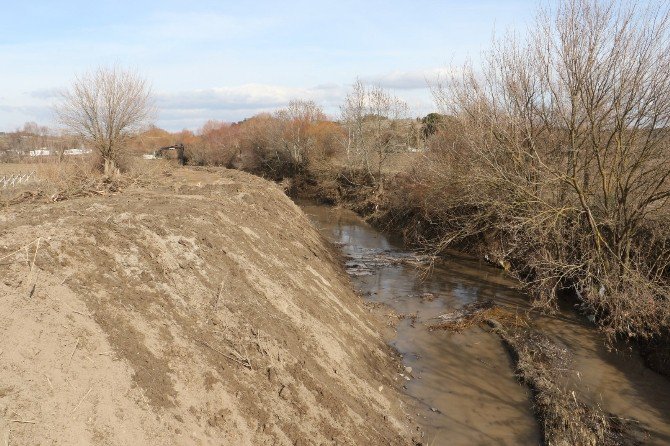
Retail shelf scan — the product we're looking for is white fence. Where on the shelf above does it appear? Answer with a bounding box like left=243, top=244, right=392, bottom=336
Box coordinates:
left=1, top=171, right=38, bottom=189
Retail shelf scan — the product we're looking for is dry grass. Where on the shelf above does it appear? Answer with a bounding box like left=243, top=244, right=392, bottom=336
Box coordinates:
left=0, top=162, right=57, bottom=176
left=0, top=158, right=168, bottom=207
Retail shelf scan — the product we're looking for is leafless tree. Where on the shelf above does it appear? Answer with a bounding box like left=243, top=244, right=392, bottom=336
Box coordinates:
left=341, top=80, right=410, bottom=186
left=341, top=80, right=367, bottom=167
left=55, top=66, right=154, bottom=174
left=21, top=122, right=50, bottom=153
left=430, top=0, right=670, bottom=339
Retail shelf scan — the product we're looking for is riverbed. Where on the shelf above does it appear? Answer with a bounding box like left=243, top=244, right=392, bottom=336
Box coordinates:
left=302, top=203, right=670, bottom=445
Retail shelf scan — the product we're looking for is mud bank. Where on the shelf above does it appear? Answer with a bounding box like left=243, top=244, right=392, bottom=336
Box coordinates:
left=0, top=168, right=418, bottom=445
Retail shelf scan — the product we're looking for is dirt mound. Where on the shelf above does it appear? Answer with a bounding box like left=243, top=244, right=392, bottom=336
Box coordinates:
left=0, top=168, right=416, bottom=445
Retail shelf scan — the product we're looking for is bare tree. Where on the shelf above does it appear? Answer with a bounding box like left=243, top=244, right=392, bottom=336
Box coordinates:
left=430, top=0, right=670, bottom=339
left=56, top=67, right=154, bottom=174
left=341, top=80, right=410, bottom=186
left=340, top=80, right=367, bottom=167
left=21, top=122, right=50, bottom=154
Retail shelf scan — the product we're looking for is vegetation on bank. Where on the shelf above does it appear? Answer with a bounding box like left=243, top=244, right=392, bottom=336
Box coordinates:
left=383, top=0, right=670, bottom=348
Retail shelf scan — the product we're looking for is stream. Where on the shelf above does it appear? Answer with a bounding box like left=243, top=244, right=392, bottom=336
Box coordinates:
left=301, top=203, right=670, bottom=446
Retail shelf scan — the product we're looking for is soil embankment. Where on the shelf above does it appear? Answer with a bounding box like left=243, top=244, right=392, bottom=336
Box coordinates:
left=0, top=167, right=417, bottom=445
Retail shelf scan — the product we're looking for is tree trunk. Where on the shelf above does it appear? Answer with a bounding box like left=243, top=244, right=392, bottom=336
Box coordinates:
left=103, top=158, right=119, bottom=176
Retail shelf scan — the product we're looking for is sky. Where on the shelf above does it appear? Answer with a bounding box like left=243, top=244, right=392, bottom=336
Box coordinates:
left=0, top=0, right=535, bottom=131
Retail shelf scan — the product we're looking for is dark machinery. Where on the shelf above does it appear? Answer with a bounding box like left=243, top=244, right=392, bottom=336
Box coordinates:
left=154, top=143, right=186, bottom=165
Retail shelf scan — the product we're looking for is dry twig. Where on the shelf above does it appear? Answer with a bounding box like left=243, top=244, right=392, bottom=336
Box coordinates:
left=71, top=387, right=92, bottom=414
left=196, top=339, right=252, bottom=369
left=68, top=338, right=79, bottom=363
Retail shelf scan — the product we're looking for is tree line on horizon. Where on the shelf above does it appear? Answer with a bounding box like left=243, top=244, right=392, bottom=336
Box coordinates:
left=1, top=83, right=447, bottom=185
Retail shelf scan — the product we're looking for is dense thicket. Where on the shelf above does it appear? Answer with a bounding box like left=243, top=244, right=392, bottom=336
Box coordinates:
left=393, top=0, right=670, bottom=341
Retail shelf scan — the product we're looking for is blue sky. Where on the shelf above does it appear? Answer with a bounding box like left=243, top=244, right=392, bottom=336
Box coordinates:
left=0, top=0, right=535, bottom=131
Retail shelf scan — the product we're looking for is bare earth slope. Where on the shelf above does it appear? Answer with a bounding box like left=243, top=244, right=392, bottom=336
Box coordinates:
left=0, top=168, right=416, bottom=445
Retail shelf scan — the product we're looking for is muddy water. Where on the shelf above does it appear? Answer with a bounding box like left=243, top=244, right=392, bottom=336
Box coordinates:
left=301, top=204, right=670, bottom=446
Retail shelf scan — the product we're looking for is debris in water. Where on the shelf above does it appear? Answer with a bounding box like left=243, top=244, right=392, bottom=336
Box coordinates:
left=342, top=249, right=435, bottom=277
left=419, top=292, right=437, bottom=302
left=428, top=300, right=521, bottom=332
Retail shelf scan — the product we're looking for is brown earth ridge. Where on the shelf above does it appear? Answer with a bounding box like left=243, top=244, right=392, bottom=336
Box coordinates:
left=0, top=168, right=418, bottom=445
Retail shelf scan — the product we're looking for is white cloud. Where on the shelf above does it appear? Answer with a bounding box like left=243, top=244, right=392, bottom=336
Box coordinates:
left=155, top=83, right=349, bottom=128
left=153, top=79, right=439, bottom=130
left=158, top=83, right=346, bottom=108
left=7, top=73, right=439, bottom=132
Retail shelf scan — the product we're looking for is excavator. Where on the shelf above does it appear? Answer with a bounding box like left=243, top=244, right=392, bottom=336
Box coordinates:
left=153, top=143, right=186, bottom=165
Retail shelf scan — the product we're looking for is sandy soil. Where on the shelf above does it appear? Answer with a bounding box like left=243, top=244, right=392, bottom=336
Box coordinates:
left=0, top=167, right=418, bottom=445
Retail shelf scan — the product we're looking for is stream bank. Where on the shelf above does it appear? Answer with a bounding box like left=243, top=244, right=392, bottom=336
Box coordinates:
left=286, top=166, right=670, bottom=381
left=301, top=203, right=670, bottom=445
